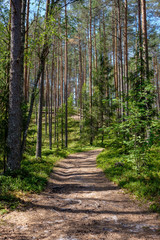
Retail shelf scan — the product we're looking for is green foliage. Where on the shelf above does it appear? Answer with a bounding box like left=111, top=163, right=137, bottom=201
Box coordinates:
left=68, top=93, right=76, bottom=116
left=0, top=106, right=97, bottom=213
left=80, top=54, right=113, bottom=144
left=97, top=144, right=160, bottom=213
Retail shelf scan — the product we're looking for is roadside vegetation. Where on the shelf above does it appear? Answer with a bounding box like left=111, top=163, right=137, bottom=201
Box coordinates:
left=0, top=0, right=160, bottom=216
left=0, top=114, right=96, bottom=215
left=97, top=136, right=160, bottom=213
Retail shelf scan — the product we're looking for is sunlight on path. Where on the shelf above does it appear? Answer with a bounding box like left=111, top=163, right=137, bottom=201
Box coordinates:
left=0, top=149, right=159, bottom=240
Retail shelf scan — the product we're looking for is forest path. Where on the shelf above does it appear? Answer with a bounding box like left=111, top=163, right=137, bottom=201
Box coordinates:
left=0, top=149, right=160, bottom=240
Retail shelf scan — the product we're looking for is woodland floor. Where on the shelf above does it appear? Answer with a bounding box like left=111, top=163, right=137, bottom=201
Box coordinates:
left=0, top=149, right=160, bottom=240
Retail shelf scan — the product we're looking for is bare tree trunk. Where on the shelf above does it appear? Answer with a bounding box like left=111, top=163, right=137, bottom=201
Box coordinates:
left=89, top=0, right=93, bottom=145
left=54, top=54, right=57, bottom=144
left=155, top=56, right=160, bottom=112
left=7, top=0, right=22, bottom=170
left=117, top=0, right=124, bottom=120
left=56, top=40, right=60, bottom=148
left=20, top=0, right=27, bottom=100
left=36, top=70, right=44, bottom=158
left=24, top=0, right=30, bottom=102
left=45, top=64, right=49, bottom=135
left=60, top=39, right=64, bottom=148
left=102, top=10, right=106, bottom=61
left=83, top=43, right=87, bottom=85
left=78, top=34, right=83, bottom=133
left=57, top=37, right=60, bottom=108
left=49, top=52, right=54, bottom=150
left=4, top=0, right=11, bottom=172
left=64, top=0, right=68, bottom=148
left=141, top=0, right=149, bottom=78
left=124, top=0, right=128, bottom=115
left=93, top=17, right=97, bottom=70
left=114, top=0, right=118, bottom=98
left=112, top=5, right=115, bottom=96
left=138, top=0, right=143, bottom=83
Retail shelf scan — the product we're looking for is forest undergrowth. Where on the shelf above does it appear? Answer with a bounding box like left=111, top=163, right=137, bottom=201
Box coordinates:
left=0, top=113, right=160, bottom=215
left=97, top=136, right=160, bottom=213
left=0, top=115, right=97, bottom=215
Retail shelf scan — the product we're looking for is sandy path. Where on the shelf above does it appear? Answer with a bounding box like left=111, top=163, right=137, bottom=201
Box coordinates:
left=0, top=149, right=159, bottom=240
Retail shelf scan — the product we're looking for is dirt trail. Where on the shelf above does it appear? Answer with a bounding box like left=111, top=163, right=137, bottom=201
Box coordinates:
left=0, top=149, right=159, bottom=240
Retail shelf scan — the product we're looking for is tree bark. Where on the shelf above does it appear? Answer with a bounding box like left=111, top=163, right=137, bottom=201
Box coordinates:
left=60, top=39, right=64, bottom=148
left=124, top=0, right=128, bottom=115
left=117, top=0, right=124, bottom=119
left=24, top=0, right=30, bottom=102
left=7, top=0, right=22, bottom=170
left=155, top=56, right=160, bottom=112
left=36, top=69, right=44, bottom=158
left=64, top=0, right=68, bottom=148
left=93, top=17, right=97, bottom=71
left=89, top=0, right=93, bottom=145
left=114, top=0, right=118, bottom=98
left=138, top=0, right=143, bottom=84
left=20, top=0, right=27, bottom=100
left=78, top=34, right=83, bottom=133
left=45, top=64, right=49, bottom=135
left=141, top=0, right=149, bottom=78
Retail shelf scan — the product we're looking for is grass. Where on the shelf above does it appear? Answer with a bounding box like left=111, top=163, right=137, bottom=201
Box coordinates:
left=97, top=140, right=160, bottom=213
left=1, top=112, right=160, bottom=214
left=0, top=114, right=97, bottom=214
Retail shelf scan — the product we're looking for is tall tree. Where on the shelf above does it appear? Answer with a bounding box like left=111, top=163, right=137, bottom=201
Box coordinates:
left=89, top=0, right=93, bottom=145
left=64, top=0, right=68, bottom=148
left=124, top=0, right=128, bottom=115
left=36, top=0, right=50, bottom=158
left=24, top=0, right=30, bottom=102
left=20, top=0, right=27, bottom=99
left=7, top=0, right=22, bottom=170
left=117, top=0, right=124, bottom=119
left=141, top=0, right=149, bottom=78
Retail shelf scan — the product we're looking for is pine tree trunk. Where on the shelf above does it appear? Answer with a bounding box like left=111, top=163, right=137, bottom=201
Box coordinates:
left=94, top=17, right=97, bottom=70
left=24, top=0, right=30, bottom=102
left=4, top=0, right=11, bottom=172
left=155, top=56, right=160, bottom=112
left=78, top=34, right=83, bottom=133
left=114, top=0, right=118, bottom=98
left=56, top=42, right=60, bottom=148
left=45, top=65, right=49, bottom=135
left=83, top=44, right=87, bottom=85
left=54, top=56, right=57, bottom=144
left=64, top=0, right=68, bottom=148
left=112, top=4, right=115, bottom=97
left=20, top=0, right=27, bottom=100
left=124, top=0, right=129, bottom=115
left=141, top=0, right=149, bottom=78
left=7, top=0, right=22, bottom=170
left=89, top=0, right=93, bottom=145
left=138, top=0, right=143, bottom=83
left=49, top=53, right=54, bottom=150
left=60, top=39, right=64, bottom=148
left=102, top=11, right=106, bottom=61
left=36, top=69, right=44, bottom=158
